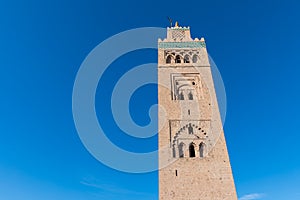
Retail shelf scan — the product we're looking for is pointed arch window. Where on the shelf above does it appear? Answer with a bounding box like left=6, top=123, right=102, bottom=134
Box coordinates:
left=178, top=92, right=184, bottom=100
left=184, top=55, right=190, bottom=63
left=166, top=55, right=172, bottom=63
left=192, top=55, right=198, bottom=63
left=175, top=55, right=181, bottom=63
left=188, top=92, right=193, bottom=100
left=189, top=143, right=195, bottom=157
left=179, top=143, right=185, bottom=158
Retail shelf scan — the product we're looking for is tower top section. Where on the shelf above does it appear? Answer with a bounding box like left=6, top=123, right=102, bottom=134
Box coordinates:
left=167, top=25, right=192, bottom=42
left=158, top=24, right=206, bottom=49
left=158, top=24, right=209, bottom=66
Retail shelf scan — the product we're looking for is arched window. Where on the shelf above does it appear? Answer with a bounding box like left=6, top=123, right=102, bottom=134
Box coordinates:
left=166, top=55, right=172, bottom=63
left=199, top=142, right=205, bottom=158
left=188, top=92, right=193, bottom=100
left=175, top=55, right=181, bottom=63
left=189, top=143, right=195, bottom=157
left=179, top=143, right=185, bottom=158
left=178, top=92, right=184, bottom=100
left=184, top=55, right=190, bottom=63
left=192, top=55, right=198, bottom=63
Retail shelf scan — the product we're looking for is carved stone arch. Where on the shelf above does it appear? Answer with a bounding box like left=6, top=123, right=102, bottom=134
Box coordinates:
left=177, top=83, right=191, bottom=90
left=172, top=123, right=198, bottom=144
left=172, top=129, right=184, bottom=145
left=189, top=142, right=196, bottom=157
left=166, top=55, right=172, bottom=63
left=187, top=90, right=193, bottom=100
left=184, top=54, right=190, bottom=63
left=192, top=54, right=199, bottom=63
left=199, top=142, right=206, bottom=158
left=175, top=55, right=182, bottom=63
left=171, top=122, right=208, bottom=158
left=176, top=83, right=194, bottom=100
left=178, top=142, right=186, bottom=158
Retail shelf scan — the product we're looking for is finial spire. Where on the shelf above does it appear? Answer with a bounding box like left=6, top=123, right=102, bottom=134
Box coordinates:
left=167, top=17, right=173, bottom=27
left=175, top=21, right=179, bottom=27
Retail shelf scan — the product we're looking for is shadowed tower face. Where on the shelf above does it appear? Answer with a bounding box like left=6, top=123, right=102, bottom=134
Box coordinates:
left=158, top=24, right=238, bottom=200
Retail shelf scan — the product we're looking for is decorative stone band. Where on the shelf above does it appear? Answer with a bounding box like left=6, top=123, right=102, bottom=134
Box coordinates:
left=158, top=41, right=206, bottom=49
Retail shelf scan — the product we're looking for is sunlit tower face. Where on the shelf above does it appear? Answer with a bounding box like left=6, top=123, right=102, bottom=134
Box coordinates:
left=158, top=24, right=238, bottom=200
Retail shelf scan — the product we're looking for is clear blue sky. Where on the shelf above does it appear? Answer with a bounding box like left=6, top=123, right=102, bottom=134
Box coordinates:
left=1, top=0, right=300, bottom=199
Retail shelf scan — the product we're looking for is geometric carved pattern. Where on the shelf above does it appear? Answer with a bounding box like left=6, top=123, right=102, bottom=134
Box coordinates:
left=170, top=120, right=211, bottom=158
left=171, top=73, right=203, bottom=100
left=172, top=30, right=185, bottom=41
left=158, top=41, right=206, bottom=49
left=164, top=49, right=201, bottom=64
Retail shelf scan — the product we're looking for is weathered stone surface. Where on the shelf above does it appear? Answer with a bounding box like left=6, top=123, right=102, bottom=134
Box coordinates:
left=158, top=26, right=238, bottom=200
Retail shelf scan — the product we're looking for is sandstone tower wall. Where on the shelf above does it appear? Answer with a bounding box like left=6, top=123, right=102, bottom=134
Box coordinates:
left=158, top=25, right=238, bottom=200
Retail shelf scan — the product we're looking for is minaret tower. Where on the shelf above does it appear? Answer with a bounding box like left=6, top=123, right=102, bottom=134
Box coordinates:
left=158, top=23, right=238, bottom=200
